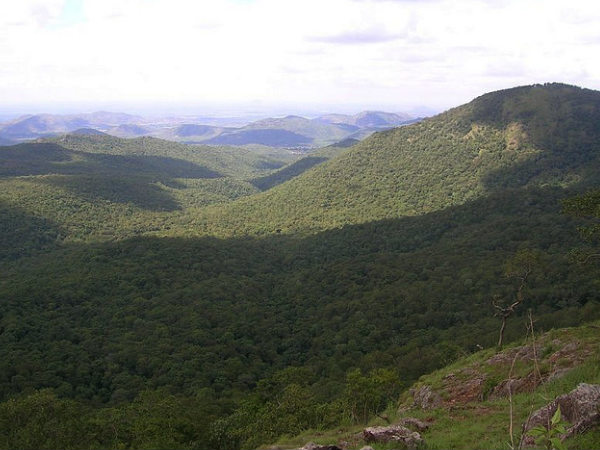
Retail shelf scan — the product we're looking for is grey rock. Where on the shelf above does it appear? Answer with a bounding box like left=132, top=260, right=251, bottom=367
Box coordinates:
left=410, top=385, right=442, bottom=409
left=522, top=383, right=600, bottom=445
left=363, top=425, right=423, bottom=449
left=301, top=442, right=343, bottom=450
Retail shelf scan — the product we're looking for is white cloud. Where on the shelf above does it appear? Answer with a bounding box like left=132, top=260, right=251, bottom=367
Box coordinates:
left=1, top=0, right=599, bottom=112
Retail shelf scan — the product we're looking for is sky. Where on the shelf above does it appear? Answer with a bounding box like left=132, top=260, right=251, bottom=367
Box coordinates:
left=1, top=0, right=600, bottom=116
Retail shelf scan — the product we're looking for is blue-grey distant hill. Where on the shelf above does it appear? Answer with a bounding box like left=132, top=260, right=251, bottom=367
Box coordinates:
left=0, top=111, right=141, bottom=141
left=71, top=128, right=109, bottom=136
left=316, top=110, right=413, bottom=128
left=200, top=112, right=416, bottom=147
left=108, top=124, right=152, bottom=138
left=0, top=109, right=416, bottom=148
left=206, top=129, right=312, bottom=147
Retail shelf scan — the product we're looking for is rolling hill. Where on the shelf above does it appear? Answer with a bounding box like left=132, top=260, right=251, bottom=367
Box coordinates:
left=0, top=111, right=141, bottom=141
left=43, top=134, right=298, bottom=179
left=0, top=134, right=298, bottom=251
left=190, top=83, right=600, bottom=235
left=203, top=113, right=416, bottom=147
left=71, top=128, right=109, bottom=136
left=0, top=83, right=599, bottom=449
left=0, top=111, right=416, bottom=148
left=206, top=128, right=313, bottom=147
left=171, top=123, right=230, bottom=142
left=316, top=110, right=413, bottom=128
left=204, top=115, right=354, bottom=147
left=107, top=124, right=152, bottom=138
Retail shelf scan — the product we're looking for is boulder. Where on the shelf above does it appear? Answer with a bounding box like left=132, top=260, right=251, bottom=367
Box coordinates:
left=363, top=425, right=423, bottom=449
left=522, top=383, right=600, bottom=445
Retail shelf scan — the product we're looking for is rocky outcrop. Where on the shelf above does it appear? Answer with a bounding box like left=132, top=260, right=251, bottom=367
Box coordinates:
left=363, top=424, right=423, bottom=449
left=489, top=371, right=540, bottom=400
left=522, top=383, right=600, bottom=445
left=300, top=443, right=343, bottom=450
left=442, top=369, right=486, bottom=405
left=410, top=385, right=442, bottom=409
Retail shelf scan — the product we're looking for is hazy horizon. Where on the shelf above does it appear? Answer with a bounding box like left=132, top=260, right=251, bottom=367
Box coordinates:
left=0, top=100, right=440, bottom=123
left=3, top=0, right=599, bottom=118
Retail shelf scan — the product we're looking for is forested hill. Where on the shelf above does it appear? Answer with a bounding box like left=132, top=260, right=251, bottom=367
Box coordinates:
left=43, top=134, right=299, bottom=179
left=193, top=83, right=600, bottom=235
left=1, top=83, right=600, bottom=450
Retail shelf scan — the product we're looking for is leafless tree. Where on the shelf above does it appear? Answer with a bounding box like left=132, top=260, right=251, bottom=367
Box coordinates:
left=492, top=250, right=535, bottom=348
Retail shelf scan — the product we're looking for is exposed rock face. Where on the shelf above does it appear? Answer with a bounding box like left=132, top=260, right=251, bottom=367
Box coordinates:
left=363, top=425, right=423, bottom=449
left=442, top=369, right=486, bottom=405
left=487, top=344, right=540, bottom=366
left=522, top=383, right=600, bottom=445
left=487, top=340, right=593, bottom=401
left=405, top=337, right=596, bottom=411
left=411, top=385, right=442, bottom=409
left=489, top=371, right=541, bottom=400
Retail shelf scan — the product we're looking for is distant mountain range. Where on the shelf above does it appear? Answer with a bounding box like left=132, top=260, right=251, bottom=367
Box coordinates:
left=0, top=110, right=418, bottom=148
left=0, top=112, right=142, bottom=141
left=316, top=110, right=413, bottom=127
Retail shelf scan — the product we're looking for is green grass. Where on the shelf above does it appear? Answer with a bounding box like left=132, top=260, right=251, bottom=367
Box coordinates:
left=280, top=322, right=600, bottom=450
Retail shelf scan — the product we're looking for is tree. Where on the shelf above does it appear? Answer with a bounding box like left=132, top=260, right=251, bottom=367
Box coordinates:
left=344, top=368, right=399, bottom=424
left=492, top=250, right=538, bottom=348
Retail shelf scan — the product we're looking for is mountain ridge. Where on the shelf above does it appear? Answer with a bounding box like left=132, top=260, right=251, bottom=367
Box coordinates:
left=0, top=110, right=416, bottom=147
left=188, top=83, right=600, bottom=236
left=1, top=82, right=599, bottom=449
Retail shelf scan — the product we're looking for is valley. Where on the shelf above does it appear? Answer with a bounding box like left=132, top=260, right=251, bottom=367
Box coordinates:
left=0, top=83, right=599, bottom=449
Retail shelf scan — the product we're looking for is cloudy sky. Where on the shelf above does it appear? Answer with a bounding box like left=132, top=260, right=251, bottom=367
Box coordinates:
left=1, top=0, right=600, bottom=115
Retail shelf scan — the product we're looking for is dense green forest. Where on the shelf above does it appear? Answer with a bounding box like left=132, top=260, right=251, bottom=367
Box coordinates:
left=1, top=83, right=599, bottom=449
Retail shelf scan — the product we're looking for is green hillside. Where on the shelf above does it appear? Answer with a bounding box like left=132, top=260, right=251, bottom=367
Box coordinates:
left=276, top=321, right=600, bottom=450
left=191, top=83, right=600, bottom=236
left=0, top=135, right=299, bottom=254
left=1, top=83, right=599, bottom=449
left=249, top=140, right=357, bottom=191
left=204, top=115, right=360, bottom=147
left=45, top=134, right=298, bottom=179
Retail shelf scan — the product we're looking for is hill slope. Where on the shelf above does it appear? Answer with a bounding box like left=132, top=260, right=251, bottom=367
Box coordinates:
left=277, top=321, right=600, bottom=450
left=192, top=83, right=600, bottom=235
left=1, top=83, right=600, bottom=450
left=204, top=115, right=354, bottom=147
left=0, top=112, right=141, bottom=140
left=316, top=110, right=413, bottom=128
left=44, top=134, right=298, bottom=179
left=0, top=135, right=298, bottom=250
